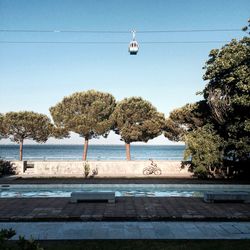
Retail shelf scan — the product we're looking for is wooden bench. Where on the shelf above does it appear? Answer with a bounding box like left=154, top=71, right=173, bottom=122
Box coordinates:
left=204, top=191, right=250, bottom=203
left=70, top=191, right=115, bottom=203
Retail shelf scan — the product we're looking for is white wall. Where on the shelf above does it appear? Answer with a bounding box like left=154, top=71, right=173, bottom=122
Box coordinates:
left=12, top=160, right=191, bottom=178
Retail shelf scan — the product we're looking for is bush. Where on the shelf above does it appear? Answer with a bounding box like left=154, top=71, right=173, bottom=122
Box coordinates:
left=184, top=125, right=224, bottom=178
left=193, top=166, right=209, bottom=179
left=0, top=228, right=43, bottom=250
left=0, top=229, right=15, bottom=250
left=83, top=161, right=90, bottom=178
left=17, top=236, right=44, bottom=250
left=0, top=159, right=15, bottom=176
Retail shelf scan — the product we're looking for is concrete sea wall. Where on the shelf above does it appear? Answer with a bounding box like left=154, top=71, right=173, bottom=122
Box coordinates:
left=11, top=160, right=191, bottom=178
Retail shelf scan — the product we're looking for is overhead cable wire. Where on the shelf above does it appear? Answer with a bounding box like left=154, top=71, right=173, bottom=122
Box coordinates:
left=0, top=29, right=129, bottom=33
left=0, top=40, right=229, bottom=44
left=137, top=29, right=241, bottom=33
left=141, top=41, right=229, bottom=44
left=0, top=28, right=241, bottom=33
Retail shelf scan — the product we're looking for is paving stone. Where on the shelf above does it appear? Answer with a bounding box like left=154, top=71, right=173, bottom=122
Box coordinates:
left=4, top=222, right=250, bottom=239
left=219, top=224, right=243, bottom=234
left=233, top=222, right=250, bottom=233
left=138, top=229, right=157, bottom=239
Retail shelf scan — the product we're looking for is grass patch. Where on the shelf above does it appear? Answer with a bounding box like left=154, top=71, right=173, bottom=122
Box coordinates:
left=8, top=240, right=250, bottom=250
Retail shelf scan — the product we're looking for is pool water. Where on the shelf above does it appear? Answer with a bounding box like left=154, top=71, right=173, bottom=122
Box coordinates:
left=0, top=184, right=249, bottom=198
left=0, top=189, right=202, bottom=198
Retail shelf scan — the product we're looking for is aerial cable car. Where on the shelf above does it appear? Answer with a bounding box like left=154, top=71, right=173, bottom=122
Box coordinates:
left=128, top=30, right=139, bottom=55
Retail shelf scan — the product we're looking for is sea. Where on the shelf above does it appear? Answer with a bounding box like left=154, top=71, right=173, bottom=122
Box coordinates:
left=0, top=145, right=185, bottom=161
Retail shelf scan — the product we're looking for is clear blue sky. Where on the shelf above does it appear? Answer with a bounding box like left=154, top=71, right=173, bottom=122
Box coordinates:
left=0, top=0, right=249, bottom=144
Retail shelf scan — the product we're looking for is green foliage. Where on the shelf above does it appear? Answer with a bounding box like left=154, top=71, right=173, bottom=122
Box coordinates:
left=184, top=126, right=224, bottom=178
left=50, top=90, right=116, bottom=160
left=166, top=32, right=250, bottom=178
left=192, top=166, right=209, bottom=179
left=50, top=90, right=116, bottom=140
left=164, top=101, right=210, bottom=141
left=0, top=114, right=6, bottom=139
left=242, top=18, right=250, bottom=34
left=50, top=126, right=69, bottom=139
left=83, top=161, right=90, bottom=178
left=17, top=236, right=43, bottom=250
left=203, top=38, right=250, bottom=112
left=0, top=228, right=43, bottom=250
left=0, top=159, right=15, bottom=176
left=3, top=112, right=52, bottom=144
left=0, top=228, right=15, bottom=250
left=203, top=37, right=250, bottom=163
left=2, top=111, right=52, bottom=160
left=91, top=167, right=98, bottom=177
left=112, top=97, right=165, bottom=143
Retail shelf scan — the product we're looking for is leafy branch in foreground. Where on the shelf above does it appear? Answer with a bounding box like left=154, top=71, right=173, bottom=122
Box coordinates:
left=0, top=228, right=43, bottom=250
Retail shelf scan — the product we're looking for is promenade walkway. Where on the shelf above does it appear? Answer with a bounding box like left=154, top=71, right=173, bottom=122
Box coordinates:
left=1, top=221, right=250, bottom=239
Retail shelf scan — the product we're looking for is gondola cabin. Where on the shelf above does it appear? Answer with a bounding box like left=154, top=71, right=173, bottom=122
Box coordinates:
left=129, top=30, right=139, bottom=55
left=129, top=40, right=139, bottom=55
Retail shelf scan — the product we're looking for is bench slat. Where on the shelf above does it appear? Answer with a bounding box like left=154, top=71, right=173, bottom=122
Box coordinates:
left=70, top=191, right=115, bottom=203
left=204, top=192, right=250, bottom=203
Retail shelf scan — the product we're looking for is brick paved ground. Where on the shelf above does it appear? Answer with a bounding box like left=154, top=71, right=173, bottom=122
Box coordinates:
left=0, top=197, right=249, bottom=222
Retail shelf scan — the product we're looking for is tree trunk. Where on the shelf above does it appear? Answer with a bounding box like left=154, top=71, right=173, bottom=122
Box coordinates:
left=125, top=142, right=131, bottom=161
left=83, top=138, right=89, bottom=161
left=19, top=140, right=23, bottom=161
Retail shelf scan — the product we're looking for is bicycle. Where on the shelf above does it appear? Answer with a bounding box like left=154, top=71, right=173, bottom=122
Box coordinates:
left=143, top=159, right=162, bottom=175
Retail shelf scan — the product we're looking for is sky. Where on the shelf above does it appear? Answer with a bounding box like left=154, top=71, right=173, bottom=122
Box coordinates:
left=0, top=0, right=249, bottom=145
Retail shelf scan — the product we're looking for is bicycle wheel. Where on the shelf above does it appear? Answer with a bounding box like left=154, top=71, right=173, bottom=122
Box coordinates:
left=154, top=168, right=162, bottom=175
left=143, top=168, right=151, bottom=175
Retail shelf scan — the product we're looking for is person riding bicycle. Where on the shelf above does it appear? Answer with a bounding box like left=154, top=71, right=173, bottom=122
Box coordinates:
left=143, top=159, right=162, bottom=175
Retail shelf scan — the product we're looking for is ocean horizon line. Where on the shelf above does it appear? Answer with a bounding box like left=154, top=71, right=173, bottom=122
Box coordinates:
left=0, top=144, right=185, bottom=146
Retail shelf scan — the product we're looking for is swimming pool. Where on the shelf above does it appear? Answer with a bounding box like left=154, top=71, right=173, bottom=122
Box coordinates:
left=1, top=184, right=250, bottom=198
